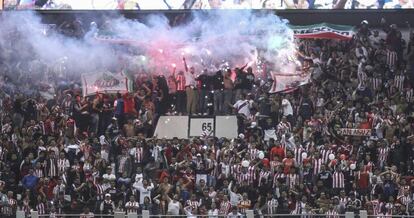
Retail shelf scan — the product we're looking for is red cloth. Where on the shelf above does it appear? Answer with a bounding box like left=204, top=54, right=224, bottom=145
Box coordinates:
left=358, top=171, right=369, bottom=189
left=359, top=122, right=371, bottom=129
left=123, top=95, right=135, bottom=114
left=270, top=146, right=285, bottom=160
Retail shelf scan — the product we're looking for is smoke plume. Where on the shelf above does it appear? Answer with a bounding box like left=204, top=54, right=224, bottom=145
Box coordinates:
left=0, top=10, right=296, bottom=80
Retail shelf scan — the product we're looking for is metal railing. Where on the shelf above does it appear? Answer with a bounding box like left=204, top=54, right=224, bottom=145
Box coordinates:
left=21, top=210, right=414, bottom=218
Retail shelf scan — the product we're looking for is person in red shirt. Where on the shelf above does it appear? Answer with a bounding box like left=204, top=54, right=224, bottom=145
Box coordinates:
left=270, top=143, right=285, bottom=161
left=282, top=151, right=296, bottom=174
left=123, top=93, right=137, bottom=119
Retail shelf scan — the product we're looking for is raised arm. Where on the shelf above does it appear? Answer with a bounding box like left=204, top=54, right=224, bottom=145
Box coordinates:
left=183, top=57, right=189, bottom=72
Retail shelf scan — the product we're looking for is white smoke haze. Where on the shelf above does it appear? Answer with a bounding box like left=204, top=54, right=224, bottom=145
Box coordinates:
left=0, top=10, right=297, bottom=80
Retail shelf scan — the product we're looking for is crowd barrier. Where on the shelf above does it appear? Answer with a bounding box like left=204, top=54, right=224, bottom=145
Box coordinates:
left=18, top=210, right=373, bottom=218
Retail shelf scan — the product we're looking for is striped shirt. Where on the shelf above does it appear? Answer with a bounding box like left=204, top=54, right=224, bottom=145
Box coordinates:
left=398, top=195, right=412, bottom=206
left=36, top=202, right=46, bottom=215
left=312, top=158, right=323, bottom=175
left=238, top=172, right=254, bottom=185
left=326, top=209, right=340, bottom=218
left=378, top=147, right=389, bottom=163
left=186, top=200, right=200, bottom=211
left=287, top=173, right=298, bottom=189
left=57, top=158, right=69, bottom=174
left=48, top=159, right=57, bottom=178
left=23, top=199, right=31, bottom=215
left=320, top=149, right=332, bottom=164
left=394, top=75, right=405, bottom=91
left=219, top=201, right=232, bottom=215
left=332, top=171, right=345, bottom=189
left=34, top=168, right=44, bottom=178
left=248, top=148, right=259, bottom=161
left=176, top=74, right=186, bottom=91
left=132, top=147, right=143, bottom=163
left=293, top=147, right=304, bottom=166
left=95, top=183, right=105, bottom=201
left=370, top=77, right=382, bottom=91
left=125, top=201, right=140, bottom=213
left=406, top=88, right=413, bottom=101
left=231, top=164, right=241, bottom=175
left=238, top=200, right=251, bottom=214
left=258, top=170, right=271, bottom=187
left=273, top=172, right=286, bottom=187
left=266, top=199, right=278, bottom=215
left=386, top=50, right=397, bottom=68
left=2, top=198, right=17, bottom=215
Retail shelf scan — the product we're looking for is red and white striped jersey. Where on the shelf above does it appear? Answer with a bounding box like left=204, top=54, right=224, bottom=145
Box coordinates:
left=47, top=159, right=58, bottom=178
left=293, top=147, right=304, bottom=166
left=273, top=172, right=286, bottom=187
left=394, top=75, right=405, bottom=91
left=406, top=88, right=413, bottom=101
left=258, top=170, right=271, bottom=187
left=186, top=200, right=201, bottom=210
left=248, top=148, right=259, bottom=161
left=312, top=158, right=323, bottom=175
left=319, top=149, right=332, bottom=164
left=2, top=198, right=17, bottom=215
left=176, top=74, right=186, bottom=91
left=370, top=200, right=381, bottom=216
left=248, top=166, right=256, bottom=181
left=378, top=147, right=389, bottom=163
left=370, top=77, right=382, bottom=91
left=286, top=173, right=299, bottom=189
left=386, top=50, right=397, bottom=68
left=34, top=168, right=44, bottom=178
left=22, top=199, right=31, bottom=215
left=219, top=201, right=232, bottom=215
left=36, top=202, right=46, bottom=215
left=266, top=199, right=278, bottom=215
left=238, top=200, right=251, bottom=214
left=340, top=197, right=348, bottom=205
left=332, top=171, right=345, bottom=189
left=238, top=172, right=254, bottom=185
left=325, top=209, right=340, bottom=218
left=95, top=183, right=105, bottom=201
left=231, top=164, right=241, bottom=175
left=131, top=147, right=143, bottom=163
left=398, top=195, right=412, bottom=206
left=57, top=158, right=69, bottom=174
left=125, top=201, right=140, bottom=213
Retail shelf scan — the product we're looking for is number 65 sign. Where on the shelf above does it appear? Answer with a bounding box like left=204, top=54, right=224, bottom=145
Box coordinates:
left=188, top=117, right=215, bottom=138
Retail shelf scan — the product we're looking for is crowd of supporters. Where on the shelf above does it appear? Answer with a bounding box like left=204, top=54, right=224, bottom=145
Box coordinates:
left=0, top=16, right=414, bottom=218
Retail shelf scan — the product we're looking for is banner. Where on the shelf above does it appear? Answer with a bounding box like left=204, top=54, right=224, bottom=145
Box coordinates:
left=337, top=128, right=372, bottom=136
left=269, top=71, right=311, bottom=93
left=81, top=71, right=131, bottom=96
left=290, top=23, right=355, bottom=40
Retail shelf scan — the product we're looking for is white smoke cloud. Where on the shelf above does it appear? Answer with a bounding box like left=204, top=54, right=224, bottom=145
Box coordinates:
left=0, top=10, right=296, bottom=79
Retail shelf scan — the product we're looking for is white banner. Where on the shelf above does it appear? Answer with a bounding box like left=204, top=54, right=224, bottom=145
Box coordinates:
left=269, top=71, right=311, bottom=93
left=82, top=71, right=131, bottom=96
left=337, top=128, right=372, bottom=136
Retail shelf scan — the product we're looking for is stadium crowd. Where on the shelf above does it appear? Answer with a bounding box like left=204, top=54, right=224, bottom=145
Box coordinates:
left=0, top=17, right=414, bottom=218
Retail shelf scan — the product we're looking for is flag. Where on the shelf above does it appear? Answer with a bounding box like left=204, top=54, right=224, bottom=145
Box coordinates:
left=290, top=23, right=355, bottom=40
left=268, top=71, right=311, bottom=93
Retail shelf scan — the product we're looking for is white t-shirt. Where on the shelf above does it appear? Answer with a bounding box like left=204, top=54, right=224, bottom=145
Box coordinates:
left=184, top=71, right=197, bottom=87
left=167, top=201, right=181, bottom=215
left=208, top=209, right=219, bottom=217
left=281, top=99, right=293, bottom=116
left=233, top=100, right=251, bottom=117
